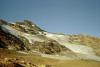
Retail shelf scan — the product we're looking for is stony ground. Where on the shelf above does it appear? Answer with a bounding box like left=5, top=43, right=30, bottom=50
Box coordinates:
left=0, top=49, right=100, bottom=67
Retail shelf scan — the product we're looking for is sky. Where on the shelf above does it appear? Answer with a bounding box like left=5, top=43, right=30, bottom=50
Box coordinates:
left=0, top=0, right=100, bottom=37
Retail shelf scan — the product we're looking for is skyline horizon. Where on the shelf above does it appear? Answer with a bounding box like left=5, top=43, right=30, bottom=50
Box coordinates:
left=0, top=18, right=99, bottom=37
left=0, top=0, right=100, bottom=37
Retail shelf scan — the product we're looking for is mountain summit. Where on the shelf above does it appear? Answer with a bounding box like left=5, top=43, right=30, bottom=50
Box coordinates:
left=0, top=20, right=100, bottom=64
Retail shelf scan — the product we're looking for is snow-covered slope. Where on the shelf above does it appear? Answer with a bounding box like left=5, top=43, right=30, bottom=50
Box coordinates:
left=45, top=32, right=100, bottom=61
left=1, top=25, right=44, bottom=44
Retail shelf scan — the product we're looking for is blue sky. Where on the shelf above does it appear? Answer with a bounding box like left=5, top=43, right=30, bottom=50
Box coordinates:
left=0, top=0, right=100, bottom=36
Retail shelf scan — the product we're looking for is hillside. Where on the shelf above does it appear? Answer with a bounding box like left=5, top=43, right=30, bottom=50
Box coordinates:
left=0, top=19, right=100, bottom=67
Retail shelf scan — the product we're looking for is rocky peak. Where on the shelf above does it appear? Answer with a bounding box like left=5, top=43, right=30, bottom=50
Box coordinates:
left=9, top=20, right=44, bottom=34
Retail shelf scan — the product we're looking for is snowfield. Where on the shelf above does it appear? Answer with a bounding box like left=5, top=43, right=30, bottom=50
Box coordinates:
left=45, top=32, right=100, bottom=61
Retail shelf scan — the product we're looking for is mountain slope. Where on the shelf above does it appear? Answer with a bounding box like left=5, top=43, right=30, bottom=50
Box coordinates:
left=0, top=19, right=100, bottom=62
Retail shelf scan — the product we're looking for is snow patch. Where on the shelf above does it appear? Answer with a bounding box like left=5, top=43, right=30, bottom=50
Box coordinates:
left=41, top=54, right=77, bottom=60
left=45, top=32, right=100, bottom=61
left=23, top=33, right=44, bottom=43
left=1, top=25, right=19, bottom=37
left=2, top=25, right=44, bottom=44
